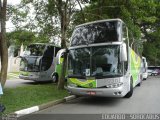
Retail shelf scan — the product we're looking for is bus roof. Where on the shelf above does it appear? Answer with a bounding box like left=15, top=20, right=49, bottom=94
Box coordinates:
left=76, top=18, right=124, bottom=28
left=29, top=43, right=61, bottom=48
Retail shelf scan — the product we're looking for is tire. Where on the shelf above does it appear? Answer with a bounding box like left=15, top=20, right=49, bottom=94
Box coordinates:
left=124, top=78, right=133, bottom=98
left=143, top=78, right=147, bottom=80
left=52, top=73, right=58, bottom=83
left=137, top=75, right=142, bottom=87
left=137, top=82, right=141, bottom=87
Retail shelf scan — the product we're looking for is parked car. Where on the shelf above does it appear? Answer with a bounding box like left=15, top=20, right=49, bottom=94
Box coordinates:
left=147, top=69, right=153, bottom=76
left=155, top=69, right=160, bottom=75
left=151, top=69, right=158, bottom=76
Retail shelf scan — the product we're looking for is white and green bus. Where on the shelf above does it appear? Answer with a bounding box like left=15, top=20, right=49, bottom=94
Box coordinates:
left=57, top=19, right=142, bottom=98
left=142, top=57, right=148, bottom=80
left=19, top=43, right=61, bottom=82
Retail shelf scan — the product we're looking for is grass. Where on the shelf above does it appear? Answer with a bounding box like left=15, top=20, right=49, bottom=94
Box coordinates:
left=0, top=83, right=69, bottom=114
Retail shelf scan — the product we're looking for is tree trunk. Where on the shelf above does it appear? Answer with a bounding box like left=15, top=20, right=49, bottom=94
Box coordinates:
left=0, top=0, right=8, bottom=87
left=56, top=0, right=83, bottom=89
left=57, top=52, right=67, bottom=89
left=56, top=0, right=68, bottom=89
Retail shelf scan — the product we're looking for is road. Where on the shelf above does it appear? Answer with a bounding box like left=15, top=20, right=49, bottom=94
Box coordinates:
left=18, top=76, right=160, bottom=120
left=5, top=78, right=36, bottom=88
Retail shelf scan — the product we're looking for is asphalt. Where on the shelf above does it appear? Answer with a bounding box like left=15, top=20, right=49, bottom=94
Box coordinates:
left=5, top=78, right=35, bottom=88
left=39, top=76, right=160, bottom=113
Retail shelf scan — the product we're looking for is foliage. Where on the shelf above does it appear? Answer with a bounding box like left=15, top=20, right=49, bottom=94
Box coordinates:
left=9, top=0, right=80, bottom=46
left=7, top=30, right=36, bottom=46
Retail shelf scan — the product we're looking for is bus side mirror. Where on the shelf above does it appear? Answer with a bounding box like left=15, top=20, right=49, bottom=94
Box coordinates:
left=120, top=43, right=127, bottom=62
left=56, top=49, right=66, bottom=65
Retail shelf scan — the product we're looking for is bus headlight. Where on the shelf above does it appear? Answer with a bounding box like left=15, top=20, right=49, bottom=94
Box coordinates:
left=106, top=82, right=123, bottom=88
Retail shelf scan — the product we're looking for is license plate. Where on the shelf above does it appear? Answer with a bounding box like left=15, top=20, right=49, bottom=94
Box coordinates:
left=87, top=91, right=96, bottom=95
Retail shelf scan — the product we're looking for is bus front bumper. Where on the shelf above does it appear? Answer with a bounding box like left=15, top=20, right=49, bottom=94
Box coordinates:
left=19, top=75, right=39, bottom=81
left=65, top=86, right=126, bottom=97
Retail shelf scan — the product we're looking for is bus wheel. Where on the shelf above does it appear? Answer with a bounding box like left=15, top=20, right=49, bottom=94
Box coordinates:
left=52, top=74, right=58, bottom=83
left=137, top=81, right=141, bottom=87
left=124, top=78, right=133, bottom=98
left=137, top=81, right=142, bottom=87
left=137, top=79, right=142, bottom=87
left=137, top=74, right=142, bottom=87
left=143, top=78, right=147, bottom=80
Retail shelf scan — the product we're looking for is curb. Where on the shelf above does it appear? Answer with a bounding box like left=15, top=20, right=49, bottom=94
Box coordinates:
left=11, top=95, right=77, bottom=118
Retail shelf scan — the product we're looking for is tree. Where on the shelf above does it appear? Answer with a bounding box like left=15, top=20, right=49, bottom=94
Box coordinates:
left=13, top=0, right=86, bottom=89
left=0, top=0, right=8, bottom=87
left=7, top=29, right=50, bottom=45
left=49, top=0, right=79, bottom=89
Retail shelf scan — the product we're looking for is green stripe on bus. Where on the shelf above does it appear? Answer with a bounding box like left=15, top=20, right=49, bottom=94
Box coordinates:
left=68, top=78, right=96, bottom=88
left=130, top=48, right=141, bottom=86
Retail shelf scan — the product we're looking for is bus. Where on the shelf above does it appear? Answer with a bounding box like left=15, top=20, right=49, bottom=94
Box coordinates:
left=57, top=19, right=142, bottom=98
left=142, top=57, right=148, bottom=80
left=19, top=43, right=61, bottom=82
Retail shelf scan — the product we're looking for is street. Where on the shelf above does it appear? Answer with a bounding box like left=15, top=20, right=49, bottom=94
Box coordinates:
left=18, top=76, right=160, bottom=120
left=5, top=78, right=35, bottom=88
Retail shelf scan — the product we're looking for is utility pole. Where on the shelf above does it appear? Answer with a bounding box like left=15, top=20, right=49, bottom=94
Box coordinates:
left=0, top=0, right=2, bottom=32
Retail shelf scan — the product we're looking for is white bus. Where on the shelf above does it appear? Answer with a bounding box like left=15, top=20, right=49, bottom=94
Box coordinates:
left=19, top=43, right=61, bottom=82
left=57, top=19, right=142, bottom=98
left=142, top=57, right=148, bottom=80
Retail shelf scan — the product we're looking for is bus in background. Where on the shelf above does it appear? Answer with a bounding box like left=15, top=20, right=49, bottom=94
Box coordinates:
left=142, top=57, right=148, bottom=80
left=19, top=43, right=61, bottom=82
left=57, top=19, right=142, bottom=98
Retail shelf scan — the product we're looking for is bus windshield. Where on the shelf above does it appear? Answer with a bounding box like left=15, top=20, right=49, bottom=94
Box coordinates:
left=71, top=21, right=121, bottom=46
left=68, top=47, right=90, bottom=78
left=20, top=44, right=58, bottom=72
left=20, top=56, right=41, bottom=72
left=68, top=45, right=123, bottom=78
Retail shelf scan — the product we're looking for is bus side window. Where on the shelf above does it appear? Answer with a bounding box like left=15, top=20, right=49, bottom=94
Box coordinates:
left=43, top=46, right=55, bottom=57
left=55, top=47, right=61, bottom=57
left=122, top=24, right=128, bottom=73
left=122, top=24, right=127, bottom=40
left=41, top=46, right=55, bottom=71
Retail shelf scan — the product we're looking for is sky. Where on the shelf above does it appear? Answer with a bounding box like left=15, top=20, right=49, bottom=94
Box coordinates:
left=8, top=0, right=21, bottom=5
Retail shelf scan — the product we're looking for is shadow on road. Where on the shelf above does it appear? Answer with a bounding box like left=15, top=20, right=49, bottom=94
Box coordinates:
left=22, top=81, right=54, bottom=85
left=66, top=96, right=124, bottom=107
